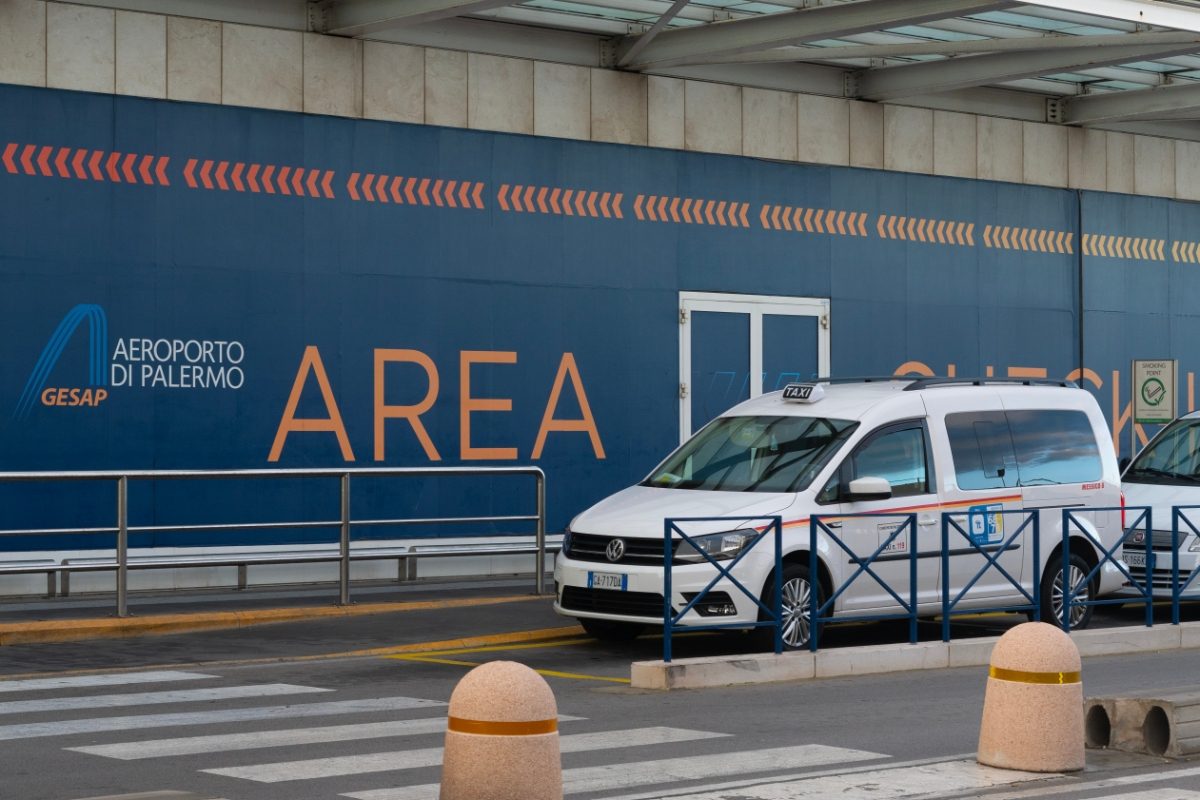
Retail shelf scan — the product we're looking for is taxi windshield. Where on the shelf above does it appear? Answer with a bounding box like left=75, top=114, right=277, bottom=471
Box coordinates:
left=643, top=415, right=858, bottom=493
left=1126, top=418, right=1200, bottom=485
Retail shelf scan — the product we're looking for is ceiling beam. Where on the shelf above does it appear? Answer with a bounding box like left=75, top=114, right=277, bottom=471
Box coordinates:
left=1020, top=0, right=1200, bottom=35
left=617, top=0, right=1014, bottom=69
left=856, top=40, right=1200, bottom=100
left=618, top=0, right=691, bottom=68
left=692, top=30, right=1200, bottom=66
left=313, top=0, right=518, bottom=36
left=1061, top=82, right=1200, bottom=124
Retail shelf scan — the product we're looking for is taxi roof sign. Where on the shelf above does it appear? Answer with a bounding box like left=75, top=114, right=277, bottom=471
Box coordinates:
left=782, top=383, right=824, bottom=403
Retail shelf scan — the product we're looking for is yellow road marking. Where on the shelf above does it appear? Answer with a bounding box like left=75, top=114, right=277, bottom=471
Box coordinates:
left=393, top=653, right=630, bottom=684
left=390, top=638, right=594, bottom=657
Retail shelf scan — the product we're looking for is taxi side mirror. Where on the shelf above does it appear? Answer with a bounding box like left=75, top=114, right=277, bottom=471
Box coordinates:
left=848, top=476, right=892, bottom=502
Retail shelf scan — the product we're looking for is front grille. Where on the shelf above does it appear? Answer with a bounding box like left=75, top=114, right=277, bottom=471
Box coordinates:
left=565, top=532, right=679, bottom=565
left=1127, top=531, right=1193, bottom=552
left=560, top=585, right=667, bottom=617
left=1124, top=566, right=1198, bottom=590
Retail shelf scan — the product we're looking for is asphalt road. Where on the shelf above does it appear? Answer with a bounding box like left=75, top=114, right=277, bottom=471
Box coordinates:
left=2, top=591, right=1200, bottom=800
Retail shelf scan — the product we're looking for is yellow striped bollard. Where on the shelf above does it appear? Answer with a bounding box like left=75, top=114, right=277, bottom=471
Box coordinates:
left=977, top=621, right=1084, bottom=772
left=439, top=660, right=562, bottom=800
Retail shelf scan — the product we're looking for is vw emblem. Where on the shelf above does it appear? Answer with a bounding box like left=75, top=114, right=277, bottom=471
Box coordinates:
left=605, top=538, right=626, bottom=562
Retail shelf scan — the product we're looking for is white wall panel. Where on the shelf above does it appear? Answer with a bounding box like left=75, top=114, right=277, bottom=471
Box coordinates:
left=591, top=70, right=647, bottom=147
left=166, top=16, right=220, bottom=104
left=797, top=94, right=849, bottom=166
left=1023, top=122, right=1067, bottom=188
left=884, top=105, right=933, bottom=174
left=221, top=24, right=302, bottom=112
left=744, top=88, right=797, bottom=163
left=977, top=116, right=1022, bottom=184
left=849, top=101, right=883, bottom=169
left=468, top=53, right=533, bottom=135
left=933, top=110, right=976, bottom=179
left=684, top=81, right=742, bottom=156
left=47, top=3, right=113, bottom=94
left=534, top=62, right=589, bottom=140
left=1067, top=128, right=1107, bottom=192
left=425, top=49, right=467, bottom=128
left=1134, top=135, right=1176, bottom=198
left=363, top=42, right=423, bottom=124
left=0, top=0, right=46, bottom=88
left=1107, top=132, right=1135, bottom=194
left=303, top=33, right=362, bottom=118
left=116, top=10, right=164, bottom=98
left=648, top=76, right=684, bottom=150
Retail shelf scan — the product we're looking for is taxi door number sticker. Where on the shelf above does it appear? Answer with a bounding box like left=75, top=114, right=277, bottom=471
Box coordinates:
left=968, top=503, right=1004, bottom=546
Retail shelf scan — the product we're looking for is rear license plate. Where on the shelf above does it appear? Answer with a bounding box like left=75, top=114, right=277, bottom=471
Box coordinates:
left=588, top=571, right=627, bottom=591
left=1123, top=550, right=1146, bottom=568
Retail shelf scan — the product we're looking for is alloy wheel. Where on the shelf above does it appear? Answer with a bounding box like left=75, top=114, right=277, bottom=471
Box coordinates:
left=1051, top=562, right=1090, bottom=628
left=780, top=575, right=813, bottom=647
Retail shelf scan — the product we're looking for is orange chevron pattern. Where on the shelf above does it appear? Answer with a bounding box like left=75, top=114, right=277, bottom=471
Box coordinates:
left=347, top=174, right=484, bottom=208
left=760, top=206, right=869, bottom=235
left=984, top=225, right=1073, bottom=254
left=184, top=159, right=335, bottom=198
left=4, top=142, right=169, bottom=186
left=1172, top=240, right=1200, bottom=264
left=1081, top=233, right=1164, bottom=260
left=633, top=195, right=751, bottom=227
left=498, top=184, right=621, bottom=218
left=877, top=215, right=974, bottom=245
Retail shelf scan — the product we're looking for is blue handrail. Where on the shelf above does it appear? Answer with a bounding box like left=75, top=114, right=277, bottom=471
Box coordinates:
left=1062, top=506, right=1151, bottom=631
left=940, top=509, right=1038, bottom=642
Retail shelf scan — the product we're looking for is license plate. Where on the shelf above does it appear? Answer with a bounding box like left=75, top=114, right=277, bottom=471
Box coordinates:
left=588, top=571, right=627, bottom=591
left=1124, top=550, right=1146, bottom=568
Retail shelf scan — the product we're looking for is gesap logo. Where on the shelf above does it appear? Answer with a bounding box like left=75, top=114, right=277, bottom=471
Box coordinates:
left=14, top=304, right=246, bottom=419
left=14, top=304, right=109, bottom=418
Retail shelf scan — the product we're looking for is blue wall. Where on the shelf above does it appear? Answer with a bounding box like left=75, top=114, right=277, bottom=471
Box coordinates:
left=0, top=84, right=1190, bottom=545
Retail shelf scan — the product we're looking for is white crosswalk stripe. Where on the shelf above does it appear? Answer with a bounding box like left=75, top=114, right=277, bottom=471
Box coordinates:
left=0, top=671, right=216, bottom=693
left=68, top=714, right=582, bottom=760
left=203, top=726, right=728, bottom=783
left=344, top=743, right=885, bottom=800
left=0, top=683, right=328, bottom=715
left=0, top=696, right=443, bottom=741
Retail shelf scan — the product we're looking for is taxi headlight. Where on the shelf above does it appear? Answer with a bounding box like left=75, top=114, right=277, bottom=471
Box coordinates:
left=675, top=530, right=758, bottom=563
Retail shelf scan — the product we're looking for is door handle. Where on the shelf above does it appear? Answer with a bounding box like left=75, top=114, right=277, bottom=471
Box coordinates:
left=918, top=516, right=937, bottom=527
left=824, top=521, right=843, bottom=529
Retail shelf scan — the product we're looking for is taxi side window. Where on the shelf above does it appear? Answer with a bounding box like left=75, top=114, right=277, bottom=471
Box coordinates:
left=819, top=424, right=930, bottom=501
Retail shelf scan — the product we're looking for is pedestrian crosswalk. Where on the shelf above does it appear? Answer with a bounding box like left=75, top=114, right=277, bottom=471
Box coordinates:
left=5, top=668, right=1199, bottom=800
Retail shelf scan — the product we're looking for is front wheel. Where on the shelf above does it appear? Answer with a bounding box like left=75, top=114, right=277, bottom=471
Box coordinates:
left=757, top=563, right=822, bottom=651
left=1040, top=552, right=1096, bottom=630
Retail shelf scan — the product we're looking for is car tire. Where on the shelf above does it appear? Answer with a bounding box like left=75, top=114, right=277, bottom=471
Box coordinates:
left=1040, top=551, right=1096, bottom=630
left=579, top=617, right=646, bottom=642
left=756, top=563, right=821, bottom=651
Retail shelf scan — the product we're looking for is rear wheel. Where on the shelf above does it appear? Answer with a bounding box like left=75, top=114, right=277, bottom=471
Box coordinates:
left=757, top=563, right=822, bottom=650
left=1040, top=551, right=1096, bottom=629
left=579, top=617, right=645, bottom=642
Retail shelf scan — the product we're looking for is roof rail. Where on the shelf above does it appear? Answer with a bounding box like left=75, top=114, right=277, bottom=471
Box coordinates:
left=902, top=377, right=1078, bottom=391
left=810, top=376, right=916, bottom=384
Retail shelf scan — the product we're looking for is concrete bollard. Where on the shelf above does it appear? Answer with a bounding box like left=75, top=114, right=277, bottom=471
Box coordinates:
left=977, top=621, right=1084, bottom=772
left=439, top=660, right=562, bottom=800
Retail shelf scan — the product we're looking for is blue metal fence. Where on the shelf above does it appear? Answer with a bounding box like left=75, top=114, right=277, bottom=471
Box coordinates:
left=662, top=516, right=783, bottom=663
left=658, top=506, right=1195, bottom=655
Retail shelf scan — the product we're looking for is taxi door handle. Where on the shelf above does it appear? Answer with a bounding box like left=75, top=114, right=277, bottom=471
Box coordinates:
left=918, top=516, right=938, bottom=527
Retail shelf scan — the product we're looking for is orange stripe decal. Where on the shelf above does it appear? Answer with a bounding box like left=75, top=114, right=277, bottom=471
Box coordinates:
left=447, top=716, right=558, bottom=735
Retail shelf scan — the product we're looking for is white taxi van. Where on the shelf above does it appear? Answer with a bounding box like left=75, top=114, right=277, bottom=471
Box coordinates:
left=1120, top=409, right=1200, bottom=597
left=554, top=377, right=1125, bottom=648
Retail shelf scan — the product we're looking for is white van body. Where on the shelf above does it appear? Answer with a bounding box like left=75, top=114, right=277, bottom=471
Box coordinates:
left=554, top=378, right=1125, bottom=648
left=1120, top=409, right=1200, bottom=597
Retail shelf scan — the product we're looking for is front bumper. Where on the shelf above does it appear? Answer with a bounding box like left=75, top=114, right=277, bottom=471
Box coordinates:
left=552, top=552, right=771, bottom=628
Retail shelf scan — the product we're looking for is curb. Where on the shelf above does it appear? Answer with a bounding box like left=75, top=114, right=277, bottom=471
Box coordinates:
left=630, top=621, right=1200, bottom=690
left=0, top=594, right=548, bottom=645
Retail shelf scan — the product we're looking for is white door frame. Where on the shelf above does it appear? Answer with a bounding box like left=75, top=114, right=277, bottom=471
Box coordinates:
left=679, top=291, right=831, bottom=442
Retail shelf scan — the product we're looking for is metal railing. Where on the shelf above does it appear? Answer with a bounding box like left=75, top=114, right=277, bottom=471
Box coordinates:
left=658, top=506, right=1197, bottom=653
left=662, top=516, right=783, bottom=663
left=0, top=467, right=546, bottom=616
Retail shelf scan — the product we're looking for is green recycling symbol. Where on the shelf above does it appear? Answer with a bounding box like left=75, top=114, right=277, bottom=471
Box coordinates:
left=1141, top=377, right=1166, bottom=407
